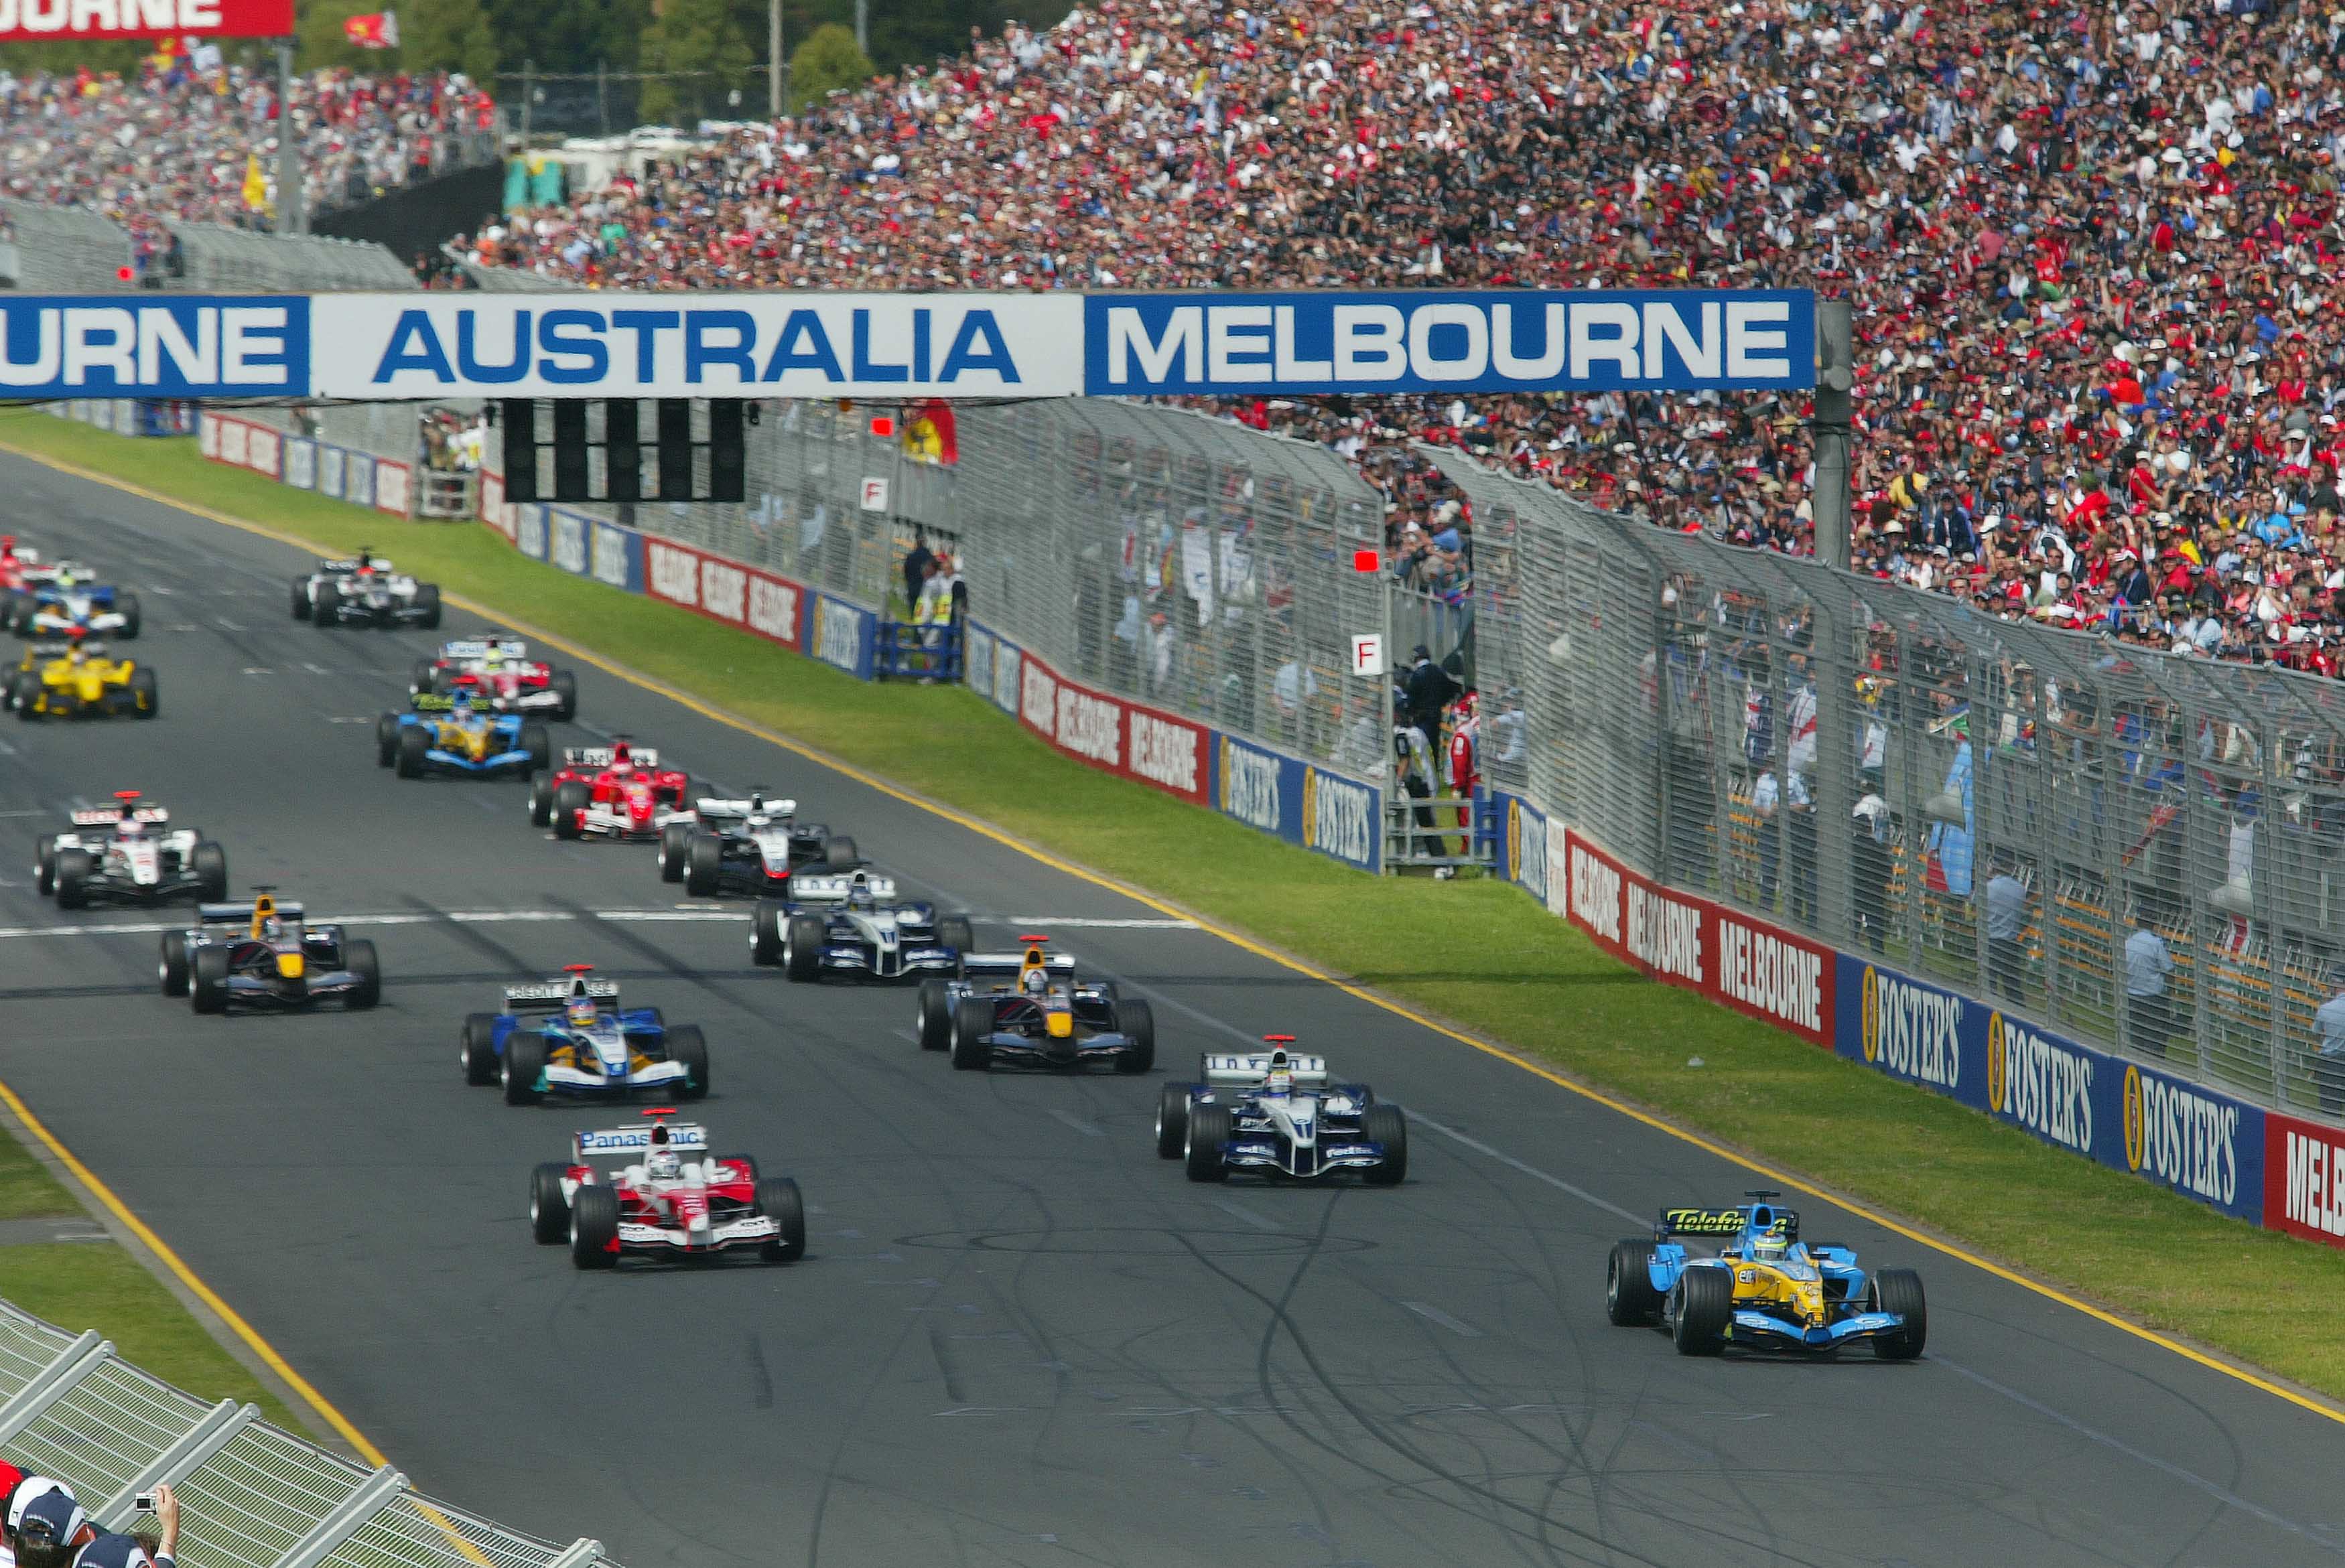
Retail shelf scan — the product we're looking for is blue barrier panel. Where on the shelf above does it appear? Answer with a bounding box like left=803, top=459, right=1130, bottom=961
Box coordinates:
left=588, top=518, right=643, bottom=593
left=317, top=445, right=345, bottom=500
left=515, top=504, right=547, bottom=562
left=346, top=453, right=375, bottom=510
left=808, top=593, right=876, bottom=681
left=282, top=437, right=316, bottom=491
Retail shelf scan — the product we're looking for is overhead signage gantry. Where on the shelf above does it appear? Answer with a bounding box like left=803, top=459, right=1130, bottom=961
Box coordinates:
left=0, top=289, right=1817, bottom=502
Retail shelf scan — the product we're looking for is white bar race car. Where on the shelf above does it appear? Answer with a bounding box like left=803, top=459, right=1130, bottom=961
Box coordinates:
left=293, top=549, right=443, bottom=630
left=1156, top=1040, right=1407, bottom=1186
left=527, top=1109, right=807, bottom=1270
left=750, top=870, right=974, bottom=982
left=36, top=791, right=225, bottom=908
left=661, top=790, right=858, bottom=898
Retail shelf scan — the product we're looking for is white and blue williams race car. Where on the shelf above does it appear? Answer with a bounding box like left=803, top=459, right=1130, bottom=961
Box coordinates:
left=528, top=1109, right=805, bottom=1271
left=915, top=937, right=1154, bottom=1072
left=750, top=869, right=974, bottom=982
left=463, top=965, right=710, bottom=1106
left=1156, top=1040, right=1406, bottom=1186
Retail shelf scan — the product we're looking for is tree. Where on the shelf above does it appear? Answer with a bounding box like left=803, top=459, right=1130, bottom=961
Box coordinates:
left=787, top=22, right=870, bottom=111
left=637, top=0, right=754, bottom=123
left=403, top=0, right=501, bottom=78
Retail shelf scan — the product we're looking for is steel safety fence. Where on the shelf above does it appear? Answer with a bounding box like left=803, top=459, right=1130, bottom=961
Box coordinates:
left=0, top=1297, right=618, bottom=1568
left=1434, top=445, right=2345, bottom=1121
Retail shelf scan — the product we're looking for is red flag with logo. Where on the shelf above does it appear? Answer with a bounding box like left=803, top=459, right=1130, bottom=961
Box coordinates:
left=344, top=11, right=399, bottom=48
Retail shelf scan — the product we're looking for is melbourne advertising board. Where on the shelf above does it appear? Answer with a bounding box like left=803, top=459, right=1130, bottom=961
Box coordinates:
left=0, top=0, right=291, bottom=40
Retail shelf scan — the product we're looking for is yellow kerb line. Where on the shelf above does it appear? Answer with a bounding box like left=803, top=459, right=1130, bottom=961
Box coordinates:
left=9, top=435, right=2344, bottom=1438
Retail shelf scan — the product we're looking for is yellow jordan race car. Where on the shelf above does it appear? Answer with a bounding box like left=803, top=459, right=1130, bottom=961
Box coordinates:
left=9, top=639, right=157, bottom=719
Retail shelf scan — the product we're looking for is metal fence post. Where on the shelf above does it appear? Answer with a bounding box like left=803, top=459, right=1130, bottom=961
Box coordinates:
left=272, top=1465, right=407, bottom=1568
left=0, top=1331, right=111, bottom=1443
left=547, top=1541, right=606, bottom=1568
left=97, top=1401, right=257, bottom=1528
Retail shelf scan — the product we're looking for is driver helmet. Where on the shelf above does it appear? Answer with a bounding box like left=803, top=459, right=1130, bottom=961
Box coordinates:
left=53, top=566, right=75, bottom=589
left=449, top=689, right=474, bottom=715
left=1753, top=1232, right=1790, bottom=1265
left=261, top=916, right=284, bottom=942
left=1022, top=967, right=1049, bottom=997
left=1264, top=1068, right=1292, bottom=1098
left=848, top=885, right=875, bottom=911
left=646, top=1149, right=680, bottom=1181
left=566, top=993, right=598, bottom=1027
left=116, top=815, right=143, bottom=838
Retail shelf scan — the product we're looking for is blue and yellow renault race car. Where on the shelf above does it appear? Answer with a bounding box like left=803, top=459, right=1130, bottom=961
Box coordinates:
left=1605, top=1192, right=1925, bottom=1358
left=376, top=691, right=549, bottom=779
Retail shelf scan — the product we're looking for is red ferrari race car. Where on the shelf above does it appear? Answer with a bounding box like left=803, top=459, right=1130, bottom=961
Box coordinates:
left=529, top=1108, right=806, bottom=1270
left=0, top=537, right=68, bottom=625
left=411, top=635, right=579, bottom=721
left=528, top=739, right=695, bottom=840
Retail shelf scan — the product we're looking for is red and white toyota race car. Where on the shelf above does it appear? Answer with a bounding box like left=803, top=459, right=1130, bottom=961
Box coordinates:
left=411, top=636, right=579, bottom=721
left=528, top=740, right=695, bottom=839
left=528, top=1109, right=806, bottom=1269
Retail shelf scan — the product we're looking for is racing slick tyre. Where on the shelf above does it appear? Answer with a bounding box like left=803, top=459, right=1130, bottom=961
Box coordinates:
left=1113, top=998, right=1155, bottom=1074
left=658, top=822, right=691, bottom=882
left=414, top=584, right=443, bottom=630
left=1361, top=1102, right=1409, bottom=1186
left=529, top=1163, right=572, bottom=1244
left=115, top=592, right=140, bottom=639
left=375, top=713, right=399, bottom=768
left=342, top=940, right=382, bottom=1010
left=520, top=723, right=551, bottom=776
left=157, top=930, right=190, bottom=997
left=551, top=668, right=578, bottom=722
left=750, top=900, right=787, bottom=966
left=783, top=914, right=825, bottom=982
left=462, top=1012, right=501, bottom=1085
left=666, top=1024, right=710, bottom=1100
left=396, top=725, right=429, bottom=778
left=53, top=847, right=92, bottom=910
left=191, top=841, right=228, bottom=902
left=527, top=776, right=555, bottom=827
left=551, top=780, right=590, bottom=839
left=312, top=583, right=338, bottom=627
left=126, top=668, right=157, bottom=718
left=684, top=833, right=724, bottom=897
left=1868, top=1269, right=1928, bottom=1361
left=11, top=674, right=39, bottom=719
left=1607, top=1239, right=1663, bottom=1326
left=1670, top=1268, right=1732, bottom=1357
left=190, top=945, right=230, bottom=1015
left=916, top=981, right=953, bottom=1051
left=502, top=1030, right=547, bottom=1104
left=937, top=916, right=975, bottom=962
left=408, top=657, right=436, bottom=695
left=568, top=1184, right=619, bottom=1269
left=34, top=845, right=53, bottom=896
left=1155, top=1082, right=1191, bottom=1158
left=756, top=1177, right=807, bottom=1263
left=823, top=835, right=860, bottom=870
left=291, top=579, right=312, bottom=620
left=949, top=999, right=994, bottom=1070
left=1184, top=1103, right=1231, bottom=1183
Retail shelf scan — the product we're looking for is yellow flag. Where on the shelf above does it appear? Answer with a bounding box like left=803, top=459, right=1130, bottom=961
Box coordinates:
left=242, top=153, right=267, bottom=211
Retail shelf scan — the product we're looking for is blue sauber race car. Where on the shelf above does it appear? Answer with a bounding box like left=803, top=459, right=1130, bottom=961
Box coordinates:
left=1605, top=1192, right=1926, bottom=1358
left=11, top=567, right=139, bottom=640
left=462, top=965, right=710, bottom=1106
left=377, top=691, right=549, bottom=780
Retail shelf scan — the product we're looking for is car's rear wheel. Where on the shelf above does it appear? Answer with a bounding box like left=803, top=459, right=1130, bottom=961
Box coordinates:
left=53, top=847, right=92, bottom=910
left=551, top=668, right=578, bottom=721
left=937, top=915, right=974, bottom=961
left=13, top=674, right=40, bottom=720
left=1155, top=1082, right=1191, bottom=1158
left=1185, top=1104, right=1231, bottom=1183
left=529, top=1162, right=571, bottom=1244
left=1361, top=1102, right=1408, bottom=1186
left=666, top=1024, right=710, bottom=1100
left=375, top=713, right=399, bottom=768
left=157, top=930, right=190, bottom=997
left=396, top=724, right=429, bottom=778
left=950, top=999, right=994, bottom=1070
left=502, top=1030, right=547, bottom=1104
left=824, top=835, right=858, bottom=869
left=414, top=584, right=442, bottom=630
left=750, top=899, right=787, bottom=966
left=1869, top=1269, right=1927, bottom=1360
left=312, top=583, right=338, bottom=627
left=756, top=1177, right=807, bottom=1262
left=126, top=668, right=157, bottom=719
left=114, top=591, right=140, bottom=639
left=191, top=841, right=228, bottom=902
left=659, top=821, right=691, bottom=881
left=1607, top=1239, right=1662, bottom=1326
left=551, top=779, right=590, bottom=839
left=783, top=914, right=825, bottom=982
left=1113, top=998, right=1155, bottom=1074
left=916, top=980, right=953, bottom=1051
left=342, top=940, right=381, bottom=1009
left=32, top=845, right=52, bottom=895
left=520, top=723, right=551, bottom=775
left=569, top=1184, right=618, bottom=1269
left=291, top=579, right=312, bottom=621
left=1671, top=1269, right=1732, bottom=1357
left=685, top=833, right=724, bottom=897
left=527, top=776, right=554, bottom=827
left=461, top=1011, right=500, bottom=1084
left=190, top=944, right=230, bottom=1015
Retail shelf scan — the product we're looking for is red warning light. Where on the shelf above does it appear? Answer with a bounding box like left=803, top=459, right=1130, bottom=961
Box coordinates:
left=115, top=265, right=134, bottom=283
left=1351, top=549, right=1380, bottom=573
left=869, top=415, right=897, bottom=439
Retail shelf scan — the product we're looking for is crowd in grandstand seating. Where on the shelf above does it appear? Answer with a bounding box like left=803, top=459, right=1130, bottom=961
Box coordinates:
left=451, top=0, right=2345, bottom=671
left=0, top=61, right=492, bottom=230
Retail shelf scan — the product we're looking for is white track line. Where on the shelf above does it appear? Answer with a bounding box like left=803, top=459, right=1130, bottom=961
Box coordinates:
left=0, top=908, right=1198, bottom=940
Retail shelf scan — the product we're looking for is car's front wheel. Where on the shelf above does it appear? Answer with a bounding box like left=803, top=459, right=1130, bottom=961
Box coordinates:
left=569, top=1184, right=618, bottom=1269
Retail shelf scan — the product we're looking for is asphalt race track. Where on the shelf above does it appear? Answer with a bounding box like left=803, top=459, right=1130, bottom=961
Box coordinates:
left=1, top=449, right=2342, bottom=1568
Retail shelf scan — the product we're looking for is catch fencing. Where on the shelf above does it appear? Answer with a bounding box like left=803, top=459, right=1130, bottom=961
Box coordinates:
left=0, top=199, right=413, bottom=293
left=0, top=1296, right=615, bottom=1568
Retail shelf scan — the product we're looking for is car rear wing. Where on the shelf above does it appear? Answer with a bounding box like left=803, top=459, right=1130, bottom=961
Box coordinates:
left=561, top=746, right=662, bottom=770
left=791, top=873, right=898, bottom=904
left=695, top=796, right=791, bottom=820
left=25, top=642, right=74, bottom=658
left=409, top=693, right=458, bottom=713
left=70, top=806, right=169, bottom=827
left=1654, top=1206, right=1798, bottom=1240
left=1200, top=1052, right=1331, bottom=1088
left=963, top=951, right=1076, bottom=978
left=505, top=977, right=622, bottom=1012
left=438, top=639, right=496, bottom=662
left=196, top=900, right=304, bottom=924
left=572, top=1123, right=709, bottom=1161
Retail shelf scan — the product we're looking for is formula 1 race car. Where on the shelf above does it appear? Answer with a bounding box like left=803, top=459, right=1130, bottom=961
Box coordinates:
left=377, top=691, right=550, bottom=779
left=158, top=890, right=382, bottom=1013
left=36, top=792, right=225, bottom=909
left=917, top=936, right=1154, bottom=1072
left=295, top=549, right=443, bottom=630
left=0, top=536, right=66, bottom=627
left=411, top=635, right=579, bottom=721
left=10, top=638, right=156, bottom=719
left=750, top=871, right=974, bottom=982
left=10, top=567, right=140, bottom=640
left=660, top=790, right=858, bottom=898
left=462, top=965, right=710, bottom=1106
left=1605, top=1192, right=1926, bottom=1359
left=529, top=741, right=694, bottom=839
left=1156, top=1039, right=1406, bottom=1186
left=529, top=1109, right=805, bottom=1270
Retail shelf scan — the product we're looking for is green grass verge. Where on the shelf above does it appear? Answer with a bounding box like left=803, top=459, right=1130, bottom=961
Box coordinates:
left=0, top=1128, right=76, bottom=1221
left=12, top=410, right=2345, bottom=1402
